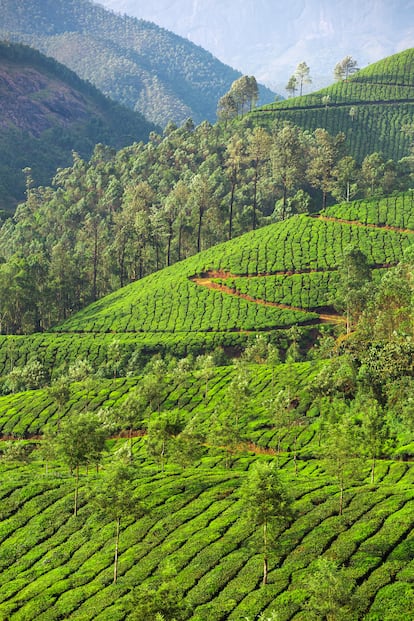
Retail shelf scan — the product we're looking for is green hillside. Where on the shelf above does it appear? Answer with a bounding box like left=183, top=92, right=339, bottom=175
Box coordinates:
left=251, top=48, right=414, bottom=162
left=0, top=0, right=275, bottom=127
left=0, top=188, right=413, bottom=619
left=0, top=190, right=413, bottom=379
left=0, top=41, right=156, bottom=212
left=54, top=191, right=414, bottom=335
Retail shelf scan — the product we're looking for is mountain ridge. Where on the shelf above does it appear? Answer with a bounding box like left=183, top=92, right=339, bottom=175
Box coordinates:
left=0, top=0, right=276, bottom=127
left=0, top=40, right=156, bottom=212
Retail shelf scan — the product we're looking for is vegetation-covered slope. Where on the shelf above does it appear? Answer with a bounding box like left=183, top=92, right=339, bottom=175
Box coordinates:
left=0, top=41, right=156, bottom=212
left=0, top=0, right=275, bottom=128
left=54, top=192, right=414, bottom=335
left=0, top=189, right=412, bottom=619
left=252, top=48, right=414, bottom=163
left=0, top=190, right=413, bottom=379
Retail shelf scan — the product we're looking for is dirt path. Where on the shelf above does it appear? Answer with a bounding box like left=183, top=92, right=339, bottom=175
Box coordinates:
left=318, top=215, right=414, bottom=235
left=190, top=276, right=345, bottom=324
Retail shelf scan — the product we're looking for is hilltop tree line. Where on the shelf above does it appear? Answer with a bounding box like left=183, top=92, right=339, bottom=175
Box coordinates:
left=0, top=117, right=412, bottom=335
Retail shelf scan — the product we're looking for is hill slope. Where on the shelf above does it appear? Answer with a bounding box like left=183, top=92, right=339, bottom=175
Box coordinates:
left=0, top=0, right=276, bottom=127
left=54, top=191, right=414, bottom=336
left=0, top=193, right=412, bottom=620
left=0, top=41, right=156, bottom=213
left=251, top=48, right=414, bottom=163
left=0, top=190, right=412, bottom=379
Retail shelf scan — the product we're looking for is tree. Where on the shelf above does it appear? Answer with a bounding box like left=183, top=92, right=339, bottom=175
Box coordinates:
left=224, top=135, right=247, bottom=240
left=48, top=374, right=71, bottom=431
left=228, top=75, right=259, bottom=115
left=335, top=247, right=372, bottom=334
left=334, top=56, right=359, bottom=81
left=285, top=74, right=298, bottom=97
left=246, top=127, right=272, bottom=230
left=271, top=123, right=308, bottom=220
left=305, top=557, right=358, bottom=620
left=330, top=155, right=360, bottom=203
left=90, top=461, right=146, bottom=583
left=56, top=413, right=108, bottom=516
left=294, top=61, right=312, bottom=96
left=307, top=128, right=345, bottom=210
left=357, top=397, right=390, bottom=484
left=240, top=462, right=292, bottom=585
left=113, top=387, right=147, bottom=459
left=217, top=92, right=238, bottom=125
left=323, top=400, right=362, bottom=515
left=225, top=360, right=251, bottom=429
left=130, top=581, right=189, bottom=620
left=146, top=410, right=184, bottom=472
left=208, top=410, right=243, bottom=469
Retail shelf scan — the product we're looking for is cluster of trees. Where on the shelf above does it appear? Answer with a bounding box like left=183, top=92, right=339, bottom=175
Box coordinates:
left=285, top=56, right=359, bottom=97
left=1, top=117, right=412, bottom=335
left=217, top=75, right=259, bottom=121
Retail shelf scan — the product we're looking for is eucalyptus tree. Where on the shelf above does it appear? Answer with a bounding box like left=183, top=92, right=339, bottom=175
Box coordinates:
left=295, top=61, right=312, bottom=96
left=334, top=56, right=359, bottom=81
left=189, top=173, right=216, bottom=253
left=305, top=557, right=358, bottom=620
left=285, top=74, right=298, bottom=97
left=270, top=123, right=308, bottom=220
left=224, top=134, right=247, bottom=239
left=90, top=461, right=146, bottom=583
left=240, top=461, right=292, bottom=585
left=217, top=92, right=238, bottom=125
left=307, top=128, right=346, bottom=209
left=330, top=155, right=360, bottom=203
left=335, top=247, right=372, bottom=334
left=56, top=412, right=109, bottom=516
left=323, top=400, right=362, bottom=515
left=246, top=126, right=272, bottom=230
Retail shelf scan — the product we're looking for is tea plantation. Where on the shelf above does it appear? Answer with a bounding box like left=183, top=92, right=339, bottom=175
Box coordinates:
left=0, top=191, right=413, bottom=619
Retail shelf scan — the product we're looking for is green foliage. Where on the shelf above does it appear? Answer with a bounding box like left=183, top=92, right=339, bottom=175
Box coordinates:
left=254, top=48, right=414, bottom=163
left=0, top=0, right=274, bottom=130
left=304, top=557, right=358, bottom=620
left=0, top=41, right=156, bottom=211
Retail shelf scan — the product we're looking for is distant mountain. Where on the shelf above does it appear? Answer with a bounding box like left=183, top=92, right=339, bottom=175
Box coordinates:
left=0, top=0, right=276, bottom=127
left=98, top=0, right=414, bottom=94
left=0, top=41, right=156, bottom=213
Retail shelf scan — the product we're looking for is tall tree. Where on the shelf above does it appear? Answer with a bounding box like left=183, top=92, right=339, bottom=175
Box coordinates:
left=90, top=461, right=146, bottom=583
left=246, top=127, right=272, bottom=230
left=334, top=56, right=359, bottom=81
left=307, top=128, right=345, bottom=210
left=240, top=461, right=292, bottom=585
left=335, top=247, right=372, bottom=334
left=224, top=135, right=246, bottom=240
left=285, top=74, right=298, bottom=97
left=305, top=557, right=358, bottom=620
left=295, top=61, right=312, bottom=96
left=56, top=413, right=108, bottom=516
left=271, top=123, right=308, bottom=220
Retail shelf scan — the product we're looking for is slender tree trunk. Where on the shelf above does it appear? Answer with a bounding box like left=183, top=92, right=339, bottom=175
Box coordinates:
left=371, top=456, right=376, bottom=485
left=229, top=179, right=236, bottom=240
left=166, top=222, right=173, bottom=266
left=339, top=477, right=344, bottom=516
left=263, top=520, right=268, bottom=585
left=294, top=433, right=298, bottom=476
left=113, top=516, right=120, bottom=583
left=177, top=223, right=183, bottom=261
left=74, top=465, right=79, bottom=516
left=252, top=162, right=259, bottom=230
left=197, top=207, right=203, bottom=253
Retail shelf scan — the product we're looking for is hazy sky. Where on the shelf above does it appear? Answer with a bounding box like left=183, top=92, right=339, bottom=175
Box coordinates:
left=97, top=0, right=414, bottom=91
